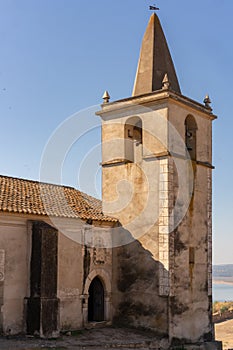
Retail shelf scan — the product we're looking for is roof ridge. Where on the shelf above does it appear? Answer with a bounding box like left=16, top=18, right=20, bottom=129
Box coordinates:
left=0, top=174, right=77, bottom=191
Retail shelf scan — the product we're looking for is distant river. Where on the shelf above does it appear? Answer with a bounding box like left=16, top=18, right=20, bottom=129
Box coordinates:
left=213, top=281, right=233, bottom=301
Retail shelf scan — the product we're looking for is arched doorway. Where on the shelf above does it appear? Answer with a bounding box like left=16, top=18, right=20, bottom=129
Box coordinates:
left=88, top=277, right=105, bottom=322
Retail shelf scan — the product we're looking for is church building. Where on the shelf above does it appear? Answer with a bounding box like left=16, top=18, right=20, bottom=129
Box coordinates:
left=0, top=13, right=220, bottom=349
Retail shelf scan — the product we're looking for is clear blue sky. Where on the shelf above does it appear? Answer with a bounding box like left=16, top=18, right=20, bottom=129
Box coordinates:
left=0, top=0, right=232, bottom=264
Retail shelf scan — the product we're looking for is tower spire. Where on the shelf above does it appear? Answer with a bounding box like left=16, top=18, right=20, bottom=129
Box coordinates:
left=132, top=13, right=181, bottom=96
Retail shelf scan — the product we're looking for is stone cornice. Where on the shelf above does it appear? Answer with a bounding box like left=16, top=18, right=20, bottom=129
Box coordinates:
left=96, top=90, right=217, bottom=121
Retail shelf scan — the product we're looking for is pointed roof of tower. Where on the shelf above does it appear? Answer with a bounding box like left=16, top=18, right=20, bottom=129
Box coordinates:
left=132, top=13, right=181, bottom=96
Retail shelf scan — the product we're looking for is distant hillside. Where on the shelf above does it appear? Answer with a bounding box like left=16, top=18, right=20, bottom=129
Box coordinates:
left=213, top=265, right=233, bottom=278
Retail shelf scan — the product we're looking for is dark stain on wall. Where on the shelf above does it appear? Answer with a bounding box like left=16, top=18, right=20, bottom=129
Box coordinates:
left=117, top=242, right=157, bottom=293
left=170, top=296, right=189, bottom=316
left=113, top=236, right=168, bottom=333
left=119, top=300, right=158, bottom=317
left=0, top=282, right=3, bottom=334
left=174, top=229, right=186, bottom=255
left=26, top=221, right=59, bottom=337
left=83, top=245, right=90, bottom=289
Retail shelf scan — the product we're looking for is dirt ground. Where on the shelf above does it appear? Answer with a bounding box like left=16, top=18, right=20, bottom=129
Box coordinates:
left=0, top=327, right=165, bottom=349
left=0, top=324, right=229, bottom=350
left=215, top=319, right=233, bottom=350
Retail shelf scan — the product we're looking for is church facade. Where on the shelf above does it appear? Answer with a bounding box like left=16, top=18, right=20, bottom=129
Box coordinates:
left=0, top=176, right=117, bottom=336
left=0, top=13, right=220, bottom=348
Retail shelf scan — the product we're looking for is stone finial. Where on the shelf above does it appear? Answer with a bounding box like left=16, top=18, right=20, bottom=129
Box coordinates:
left=162, top=73, right=170, bottom=90
left=102, top=91, right=110, bottom=104
left=203, top=94, right=212, bottom=109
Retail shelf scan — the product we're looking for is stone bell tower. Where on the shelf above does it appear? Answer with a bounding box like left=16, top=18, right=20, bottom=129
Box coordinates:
left=97, top=13, right=219, bottom=348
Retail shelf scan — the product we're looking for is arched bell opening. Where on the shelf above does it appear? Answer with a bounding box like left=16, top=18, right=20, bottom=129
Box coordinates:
left=125, top=116, right=142, bottom=163
left=185, top=115, right=198, bottom=161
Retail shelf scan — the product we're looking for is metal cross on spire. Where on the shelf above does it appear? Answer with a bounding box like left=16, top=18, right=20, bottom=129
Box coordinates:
left=149, top=4, right=159, bottom=11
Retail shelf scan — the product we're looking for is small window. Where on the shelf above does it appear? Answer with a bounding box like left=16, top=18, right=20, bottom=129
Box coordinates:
left=185, top=115, right=197, bottom=160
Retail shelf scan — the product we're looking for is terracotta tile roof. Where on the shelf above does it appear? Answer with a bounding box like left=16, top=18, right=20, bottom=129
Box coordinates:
left=0, top=175, right=117, bottom=223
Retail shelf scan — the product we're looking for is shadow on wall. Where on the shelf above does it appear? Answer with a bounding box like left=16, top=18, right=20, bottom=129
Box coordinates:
left=110, top=225, right=214, bottom=345
left=111, top=225, right=169, bottom=338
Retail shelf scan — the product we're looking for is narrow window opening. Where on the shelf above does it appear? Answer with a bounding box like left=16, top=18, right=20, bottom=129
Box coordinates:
left=189, top=247, right=195, bottom=265
left=185, top=115, right=197, bottom=161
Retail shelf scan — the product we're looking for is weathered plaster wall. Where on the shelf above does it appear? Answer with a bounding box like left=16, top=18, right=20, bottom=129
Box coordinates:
left=51, top=218, right=113, bottom=330
left=0, top=213, right=114, bottom=334
left=112, top=238, right=169, bottom=335
left=82, top=225, right=113, bottom=325
left=170, top=164, right=212, bottom=343
left=0, top=214, right=28, bottom=334
left=58, top=232, right=83, bottom=329
left=167, top=101, right=213, bottom=343
left=46, top=219, right=113, bottom=330
left=102, top=108, right=170, bottom=334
